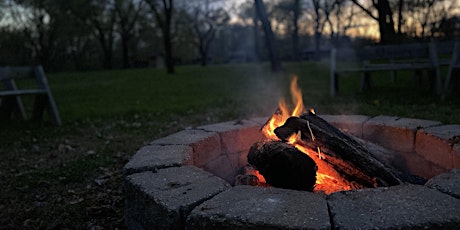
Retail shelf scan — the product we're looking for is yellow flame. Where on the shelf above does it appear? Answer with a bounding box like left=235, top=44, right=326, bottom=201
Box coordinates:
left=262, top=75, right=304, bottom=139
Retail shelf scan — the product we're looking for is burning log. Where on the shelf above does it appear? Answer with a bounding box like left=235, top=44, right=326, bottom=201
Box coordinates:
left=247, top=141, right=317, bottom=191
left=245, top=76, right=424, bottom=193
left=274, top=111, right=420, bottom=188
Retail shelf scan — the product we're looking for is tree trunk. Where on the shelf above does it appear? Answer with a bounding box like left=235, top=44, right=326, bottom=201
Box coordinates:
left=254, top=0, right=282, bottom=72
left=253, top=6, right=261, bottom=62
left=377, top=0, right=397, bottom=44
left=121, top=35, right=130, bottom=68
left=292, top=0, right=300, bottom=61
left=312, top=0, right=321, bottom=60
left=163, top=28, right=174, bottom=74
left=147, top=0, right=174, bottom=74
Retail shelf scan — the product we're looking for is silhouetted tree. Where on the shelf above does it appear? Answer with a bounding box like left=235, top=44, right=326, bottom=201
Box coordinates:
left=351, top=0, right=398, bottom=44
left=114, top=0, right=144, bottom=68
left=7, top=0, right=67, bottom=70
left=254, top=0, right=282, bottom=72
left=188, top=0, right=229, bottom=66
left=144, top=0, right=175, bottom=74
left=66, top=0, right=117, bottom=69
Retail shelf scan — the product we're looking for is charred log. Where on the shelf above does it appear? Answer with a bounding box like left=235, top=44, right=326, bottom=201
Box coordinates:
left=274, top=112, right=424, bottom=187
left=247, top=141, right=317, bottom=191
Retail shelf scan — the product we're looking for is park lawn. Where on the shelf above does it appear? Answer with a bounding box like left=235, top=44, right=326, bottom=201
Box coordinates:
left=1, top=62, right=459, bottom=229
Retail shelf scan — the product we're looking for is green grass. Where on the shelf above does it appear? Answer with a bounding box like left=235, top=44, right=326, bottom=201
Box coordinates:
left=13, top=62, right=458, bottom=124
left=1, top=62, right=459, bottom=229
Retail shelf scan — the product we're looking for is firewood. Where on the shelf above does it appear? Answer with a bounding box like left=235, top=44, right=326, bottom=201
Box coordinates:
left=273, top=111, right=425, bottom=187
left=247, top=141, right=317, bottom=191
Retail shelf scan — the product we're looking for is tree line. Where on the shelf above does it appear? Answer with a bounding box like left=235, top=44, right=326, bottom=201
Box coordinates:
left=0, top=0, right=458, bottom=73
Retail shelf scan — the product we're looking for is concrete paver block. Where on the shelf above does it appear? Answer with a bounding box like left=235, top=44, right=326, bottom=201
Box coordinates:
left=392, top=151, right=448, bottom=179
left=454, top=144, right=460, bottom=168
left=249, top=116, right=270, bottom=125
left=203, top=154, right=238, bottom=183
left=187, top=186, right=330, bottom=230
left=198, top=119, right=263, bottom=154
left=151, top=129, right=221, bottom=167
left=123, top=145, right=192, bottom=175
left=416, top=125, right=460, bottom=169
left=425, top=168, right=460, bottom=199
left=320, top=114, right=370, bottom=138
left=328, top=184, right=460, bottom=229
left=124, top=166, right=230, bottom=230
left=363, top=116, right=441, bottom=152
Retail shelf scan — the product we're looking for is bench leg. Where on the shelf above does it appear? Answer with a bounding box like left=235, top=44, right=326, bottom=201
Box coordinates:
left=391, top=71, right=396, bottom=83
left=32, top=94, right=62, bottom=126
left=330, top=72, right=339, bottom=97
left=32, top=94, right=47, bottom=122
left=34, top=65, right=62, bottom=126
left=360, top=72, right=371, bottom=91
left=0, top=96, right=26, bottom=120
left=443, top=69, right=460, bottom=98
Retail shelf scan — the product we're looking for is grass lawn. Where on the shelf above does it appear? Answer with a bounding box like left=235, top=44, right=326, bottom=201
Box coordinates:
left=1, top=62, right=459, bottom=229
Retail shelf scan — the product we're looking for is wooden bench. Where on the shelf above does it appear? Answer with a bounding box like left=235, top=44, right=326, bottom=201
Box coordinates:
left=0, top=65, right=61, bottom=126
left=443, top=42, right=460, bottom=99
left=329, top=41, right=456, bottom=97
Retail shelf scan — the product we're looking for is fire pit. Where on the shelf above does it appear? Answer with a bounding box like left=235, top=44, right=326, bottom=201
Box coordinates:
left=124, top=76, right=459, bottom=229
left=124, top=114, right=460, bottom=229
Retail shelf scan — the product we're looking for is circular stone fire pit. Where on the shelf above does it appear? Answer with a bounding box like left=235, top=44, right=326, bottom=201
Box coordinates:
left=124, top=115, right=460, bottom=229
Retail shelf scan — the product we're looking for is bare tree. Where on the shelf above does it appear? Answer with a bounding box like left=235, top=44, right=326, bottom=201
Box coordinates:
left=187, top=0, right=229, bottom=66
left=254, top=0, right=282, bottom=72
left=332, top=0, right=355, bottom=46
left=114, top=0, right=144, bottom=68
left=275, top=0, right=302, bottom=61
left=292, top=0, right=300, bottom=61
left=350, top=0, right=398, bottom=44
left=305, top=0, right=339, bottom=57
left=402, top=0, right=457, bottom=39
left=7, top=0, right=64, bottom=70
left=144, top=0, right=174, bottom=74
left=66, top=0, right=117, bottom=69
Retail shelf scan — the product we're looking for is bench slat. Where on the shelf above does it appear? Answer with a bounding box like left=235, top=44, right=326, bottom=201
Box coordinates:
left=0, top=89, right=47, bottom=97
left=336, top=63, right=435, bottom=73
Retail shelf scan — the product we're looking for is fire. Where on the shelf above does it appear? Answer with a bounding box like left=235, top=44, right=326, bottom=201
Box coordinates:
left=261, top=75, right=304, bottom=140
left=260, top=75, right=352, bottom=194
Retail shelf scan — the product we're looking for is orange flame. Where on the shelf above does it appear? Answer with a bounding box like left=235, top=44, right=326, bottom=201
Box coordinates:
left=260, top=75, right=352, bottom=194
left=261, top=75, right=304, bottom=140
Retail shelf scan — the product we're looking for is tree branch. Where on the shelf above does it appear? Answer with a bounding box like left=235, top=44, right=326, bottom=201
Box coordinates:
left=350, top=0, right=378, bottom=21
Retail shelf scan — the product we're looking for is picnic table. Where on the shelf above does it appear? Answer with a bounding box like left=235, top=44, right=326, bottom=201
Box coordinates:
left=0, top=65, right=61, bottom=126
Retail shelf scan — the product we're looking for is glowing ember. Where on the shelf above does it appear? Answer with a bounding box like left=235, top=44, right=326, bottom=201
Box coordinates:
left=260, top=75, right=353, bottom=194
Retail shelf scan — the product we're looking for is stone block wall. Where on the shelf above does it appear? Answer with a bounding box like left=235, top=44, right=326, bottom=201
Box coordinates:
left=124, top=116, right=460, bottom=229
left=322, top=115, right=460, bottom=179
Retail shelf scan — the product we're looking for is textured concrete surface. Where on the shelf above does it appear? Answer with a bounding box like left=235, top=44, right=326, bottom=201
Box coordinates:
left=416, top=125, right=460, bottom=169
left=125, top=116, right=460, bottom=230
left=328, top=184, right=460, bottom=229
left=198, top=119, right=263, bottom=155
left=187, top=186, right=330, bottom=230
left=363, top=116, right=441, bottom=153
left=150, top=129, right=221, bottom=167
left=123, top=144, right=192, bottom=175
left=425, top=168, right=460, bottom=198
left=124, top=166, right=230, bottom=230
left=203, top=153, right=239, bottom=183
left=454, top=144, right=460, bottom=168
left=320, top=114, right=370, bottom=138
left=392, top=150, right=447, bottom=179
